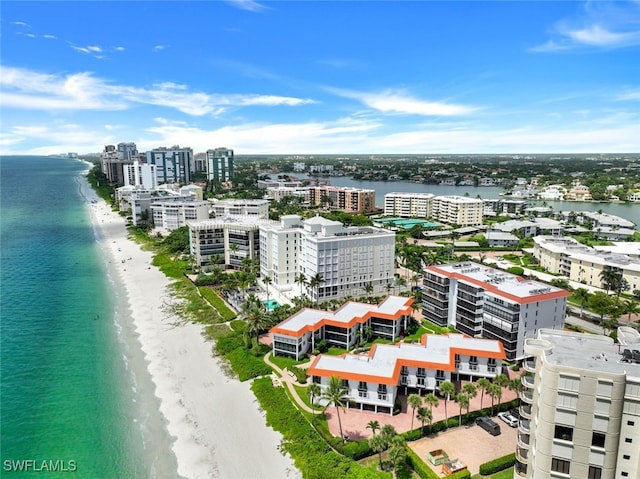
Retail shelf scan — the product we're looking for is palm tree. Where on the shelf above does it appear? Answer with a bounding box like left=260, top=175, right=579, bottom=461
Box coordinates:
left=380, top=424, right=398, bottom=444
left=364, top=282, right=374, bottom=300
left=600, top=266, right=622, bottom=294
left=456, top=392, right=469, bottom=427
left=387, top=435, right=407, bottom=473
left=439, top=380, right=456, bottom=426
left=245, top=306, right=266, bottom=348
left=462, top=383, right=477, bottom=403
left=487, top=382, right=501, bottom=416
left=623, top=299, right=640, bottom=324
left=476, top=378, right=491, bottom=411
left=309, top=273, right=325, bottom=307
left=307, top=383, right=321, bottom=409
left=416, top=407, right=432, bottom=435
left=408, top=394, right=422, bottom=432
left=295, top=273, right=307, bottom=298
left=573, top=288, right=591, bottom=319
left=424, top=393, right=439, bottom=419
left=321, top=376, right=349, bottom=443
left=366, top=420, right=380, bottom=437
left=493, top=373, right=509, bottom=407
left=263, top=275, right=272, bottom=306
left=369, top=434, right=386, bottom=470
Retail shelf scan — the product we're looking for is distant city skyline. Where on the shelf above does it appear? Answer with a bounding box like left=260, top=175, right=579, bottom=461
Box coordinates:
left=1, top=1, right=639, bottom=155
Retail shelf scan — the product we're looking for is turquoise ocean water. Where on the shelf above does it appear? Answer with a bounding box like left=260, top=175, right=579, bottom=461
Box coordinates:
left=0, top=156, right=178, bottom=478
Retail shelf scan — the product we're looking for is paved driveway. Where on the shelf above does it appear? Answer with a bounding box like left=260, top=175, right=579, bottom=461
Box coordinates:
left=409, top=419, right=518, bottom=476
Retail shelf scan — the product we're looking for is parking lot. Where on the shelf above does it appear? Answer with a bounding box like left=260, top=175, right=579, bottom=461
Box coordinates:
left=409, top=417, right=518, bottom=476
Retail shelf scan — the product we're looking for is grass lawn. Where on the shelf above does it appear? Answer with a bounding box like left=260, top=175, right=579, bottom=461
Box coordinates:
left=269, top=353, right=310, bottom=371
left=471, top=467, right=514, bottom=479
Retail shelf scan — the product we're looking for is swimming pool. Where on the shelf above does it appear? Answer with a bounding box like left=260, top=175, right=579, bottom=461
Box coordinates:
left=263, top=299, right=280, bottom=311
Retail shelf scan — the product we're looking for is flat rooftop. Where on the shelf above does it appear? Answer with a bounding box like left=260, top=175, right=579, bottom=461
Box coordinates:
left=308, top=333, right=505, bottom=384
left=534, top=329, right=640, bottom=378
left=430, top=262, right=570, bottom=304
left=271, top=295, right=412, bottom=336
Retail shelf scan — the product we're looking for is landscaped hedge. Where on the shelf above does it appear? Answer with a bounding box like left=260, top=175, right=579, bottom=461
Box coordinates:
left=215, top=330, right=272, bottom=381
left=291, top=366, right=308, bottom=384
left=252, top=378, right=391, bottom=479
left=478, top=453, right=516, bottom=475
left=343, top=439, right=373, bottom=460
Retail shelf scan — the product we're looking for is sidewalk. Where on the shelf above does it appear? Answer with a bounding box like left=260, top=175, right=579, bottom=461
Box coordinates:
left=263, top=352, right=317, bottom=414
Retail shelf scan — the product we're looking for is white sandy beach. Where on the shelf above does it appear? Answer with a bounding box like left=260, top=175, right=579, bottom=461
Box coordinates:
left=80, top=176, right=299, bottom=479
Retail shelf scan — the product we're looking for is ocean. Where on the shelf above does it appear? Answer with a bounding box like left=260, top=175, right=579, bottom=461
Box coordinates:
left=0, top=156, right=178, bottom=478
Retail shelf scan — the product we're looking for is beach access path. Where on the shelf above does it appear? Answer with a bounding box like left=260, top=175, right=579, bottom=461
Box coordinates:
left=82, top=177, right=300, bottom=479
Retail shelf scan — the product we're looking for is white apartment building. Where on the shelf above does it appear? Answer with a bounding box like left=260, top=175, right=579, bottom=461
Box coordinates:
left=208, top=198, right=269, bottom=218
left=422, top=263, right=569, bottom=360
left=189, top=216, right=276, bottom=270
left=533, top=236, right=640, bottom=292
left=384, top=192, right=435, bottom=218
left=151, top=197, right=210, bottom=232
left=515, top=328, right=640, bottom=479
left=265, top=186, right=310, bottom=203
left=259, top=215, right=396, bottom=302
left=123, top=160, right=158, bottom=189
left=116, top=186, right=151, bottom=226
left=431, top=196, right=484, bottom=226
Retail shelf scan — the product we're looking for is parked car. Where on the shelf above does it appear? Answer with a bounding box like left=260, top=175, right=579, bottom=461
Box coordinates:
left=498, top=411, right=518, bottom=428
left=509, top=407, right=521, bottom=420
left=475, top=416, right=501, bottom=436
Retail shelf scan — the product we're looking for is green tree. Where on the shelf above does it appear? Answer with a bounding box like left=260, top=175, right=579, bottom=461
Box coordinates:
left=364, top=282, right=374, bottom=299
left=366, top=419, right=380, bottom=437
left=295, top=273, right=308, bottom=298
left=321, top=376, right=349, bottom=443
left=487, top=382, right=501, bottom=416
left=417, top=407, right=432, bottom=435
left=369, top=434, right=386, bottom=470
left=600, top=266, right=623, bottom=294
left=590, top=291, right=616, bottom=322
left=245, top=306, right=267, bottom=348
left=424, top=392, right=439, bottom=419
left=476, top=378, right=491, bottom=411
left=307, top=383, right=321, bottom=409
left=623, top=299, right=640, bottom=324
left=263, top=275, right=272, bottom=306
left=309, top=273, right=325, bottom=307
left=456, top=392, right=470, bottom=427
left=573, top=288, right=591, bottom=319
left=387, top=435, right=407, bottom=473
left=462, top=383, right=477, bottom=402
left=408, top=394, right=422, bottom=432
left=439, top=380, right=456, bottom=426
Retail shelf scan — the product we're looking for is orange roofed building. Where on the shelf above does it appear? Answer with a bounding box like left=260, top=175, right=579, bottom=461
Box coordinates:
left=307, top=333, right=505, bottom=415
left=270, top=296, right=413, bottom=361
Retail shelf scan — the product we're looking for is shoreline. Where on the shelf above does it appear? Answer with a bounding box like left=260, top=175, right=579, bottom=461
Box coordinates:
left=79, top=174, right=299, bottom=479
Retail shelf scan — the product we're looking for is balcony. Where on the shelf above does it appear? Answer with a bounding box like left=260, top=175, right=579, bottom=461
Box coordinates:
left=521, top=375, right=535, bottom=389
left=517, top=432, right=530, bottom=449
left=523, top=357, right=536, bottom=373
left=516, top=446, right=529, bottom=462
left=514, top=459, right=528, bottom=478
left=518, top=419, right=530, bottom=434
left=520, top=404, right=532, bottom=419
left=520, top=390, right=533, bottom=404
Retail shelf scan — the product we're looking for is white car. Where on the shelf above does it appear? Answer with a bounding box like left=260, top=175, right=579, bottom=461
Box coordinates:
left=497, top=411, right=518, bottom=428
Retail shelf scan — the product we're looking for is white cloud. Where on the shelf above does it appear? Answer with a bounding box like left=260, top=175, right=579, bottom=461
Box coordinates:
left=615, top=89, right=640, bottom=101
left=153, top=45, right=167, bottom=52
left=0, top=66, right=316, bottom=116
left=225, top=0, right=269, bottom=13
left=331, top=88, right=477, bottom=116
left=43, top=34, right=57, bottom=40
left=532, top=2, right=640, bottom=51
left=114, top=46, right=125, bottom=52
left=12, top=21, right=30, bottom=27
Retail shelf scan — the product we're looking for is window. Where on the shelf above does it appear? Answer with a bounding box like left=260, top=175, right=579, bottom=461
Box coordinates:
left=621, top=473, right=628, bottom=477
left=623, top=455, right=630, bottom=460
left=417, top=368, right=426, bottom=377
left=628, top=420, right=635, bottom=426
left=591, top=432, right=605, bottom=448
left=417, top=377, right=425, bottom=387
left=588, top=466, right=602, bottom=479
left=312, top=376, right=321, bottom=384
left=554, top=425, right=574, bottom=441
left=341, top=379, right=349, bottom=388
left=625, top=438, right=633, bottom=443
left=551, top=458, right=570, bottom=474
left=358, top=381, right=367, bottom=391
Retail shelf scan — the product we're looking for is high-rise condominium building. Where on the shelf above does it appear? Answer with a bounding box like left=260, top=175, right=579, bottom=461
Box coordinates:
left=384, top=192, right=435, bottom=218
left=308, top=186, right=376, bottom=214
left=259, top=215, right=395, bottom=301
left=515, top=328, right=640, bottom=479
left=146, top=146, right=194, bottom=184
left=422, top=263, right=569, bottom=360
left=205, top=148, right=234, bottom=182
left=431, top=195, right=484, bottom=226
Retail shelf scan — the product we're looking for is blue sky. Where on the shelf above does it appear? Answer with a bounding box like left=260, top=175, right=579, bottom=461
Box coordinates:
left=1, top=1, right=639, bottom=155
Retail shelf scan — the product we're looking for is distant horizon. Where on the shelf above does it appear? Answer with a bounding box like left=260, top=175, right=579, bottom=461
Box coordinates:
left=2, top=1, right=638, bottom=155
